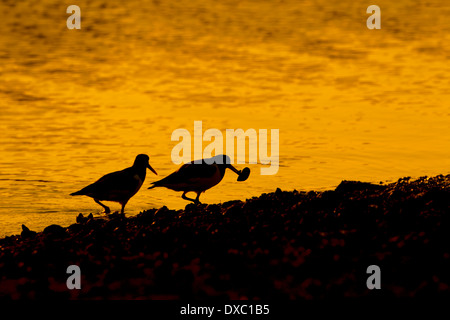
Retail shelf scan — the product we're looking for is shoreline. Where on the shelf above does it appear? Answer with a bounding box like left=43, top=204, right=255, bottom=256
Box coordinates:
left=0, top=174, right=449, bottom=299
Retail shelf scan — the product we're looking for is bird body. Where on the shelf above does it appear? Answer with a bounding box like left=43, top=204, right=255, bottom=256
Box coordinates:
left=71, top=154, right=157, bottom=214
left=71, top=168, right=144, bottom=202
left=149, top=154, right=249, bottom=204
left=150, top=160, right=224, bottom=192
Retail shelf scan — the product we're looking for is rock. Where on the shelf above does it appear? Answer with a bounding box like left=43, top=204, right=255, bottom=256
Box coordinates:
left=184, top=203, right=207, bottom=215
left=335, top=180, right=386, bottom=193
left=136, top=209, right=156, bottom=224
left=155, top=206, right=169, bottom=216
left=205, top=204, right=220, bottom=214
left=184, top=203, right=198, bottom=212
left=224, top=202, right=243, bottom=217
left=76, top=213, right=93, bottom=224
left=21, top=224, right=37, bottom=239
left=43, top=224, right=67, bottom=237
left=67, top=223, right=84, bottom=234
left=76, top=213, right=87, bottom=224
left=108, top=211, right=124, bottom=219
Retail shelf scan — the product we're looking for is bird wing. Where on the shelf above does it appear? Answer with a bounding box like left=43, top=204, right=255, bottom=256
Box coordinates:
left=72, top=168, right=143, bottom=200
left=151, top=162, right=218, bottom=187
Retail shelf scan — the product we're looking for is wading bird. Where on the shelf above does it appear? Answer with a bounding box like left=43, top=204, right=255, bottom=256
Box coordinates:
left=148, top=154, right=250, bottom=204
left=71, top=154, right=157, bottom=214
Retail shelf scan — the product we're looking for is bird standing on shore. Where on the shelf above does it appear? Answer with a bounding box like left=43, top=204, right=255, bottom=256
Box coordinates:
left=148, top=154, right=250, bottom=204
left=70, top=154, right=157, bottom=214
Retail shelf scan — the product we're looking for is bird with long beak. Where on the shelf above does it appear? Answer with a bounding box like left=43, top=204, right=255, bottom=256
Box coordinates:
left=148, top=154, right=250, bottom=204
left=70, top=154, right=157, bottom=214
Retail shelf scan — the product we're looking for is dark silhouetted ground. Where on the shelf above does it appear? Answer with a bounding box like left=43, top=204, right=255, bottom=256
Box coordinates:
left=0, top=175, right=449, bottom=299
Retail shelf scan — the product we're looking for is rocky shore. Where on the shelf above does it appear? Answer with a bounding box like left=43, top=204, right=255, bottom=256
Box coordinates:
left=1, top=175, right=449, bottom=299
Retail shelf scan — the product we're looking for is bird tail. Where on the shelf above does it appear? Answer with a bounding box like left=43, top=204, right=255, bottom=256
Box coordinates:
left=147, top=184, right=157, bottom=190
left=70, top=190, right=84, bottom=196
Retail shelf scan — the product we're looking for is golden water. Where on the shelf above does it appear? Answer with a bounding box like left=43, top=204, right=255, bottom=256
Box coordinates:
left=1, top=0, right=449, bottom=236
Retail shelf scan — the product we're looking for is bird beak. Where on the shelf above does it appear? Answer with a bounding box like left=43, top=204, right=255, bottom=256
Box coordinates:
left=228, top=164, right=241, bottom=175
left=147, top=163, right=158, bottom=175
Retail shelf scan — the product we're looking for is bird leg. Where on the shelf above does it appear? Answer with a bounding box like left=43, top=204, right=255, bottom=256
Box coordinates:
left=120, top=201, right=128, bottom=214
left=94, top=199, right=111, bottom=214
left=182, top=191, right=200, bottom=204
left=194, top=192, right=202, bottom=205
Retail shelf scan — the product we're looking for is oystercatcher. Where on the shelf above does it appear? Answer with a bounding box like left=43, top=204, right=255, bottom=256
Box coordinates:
left=70, top=154, right=157, bottom=214
left=148, top=154, right=250, bottom=204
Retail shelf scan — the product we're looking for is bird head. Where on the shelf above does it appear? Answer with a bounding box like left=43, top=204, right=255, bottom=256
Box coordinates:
left=211, top=154, right=249, bottom=181
left=210, top=154, right=231, bottom=166
left=134, top=154, right=158, bottom=175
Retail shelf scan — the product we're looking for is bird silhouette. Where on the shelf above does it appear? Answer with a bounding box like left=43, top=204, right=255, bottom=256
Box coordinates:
left=71, top=154, right=157, bottom=214
left=148, top=154, right=250, bottom=204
